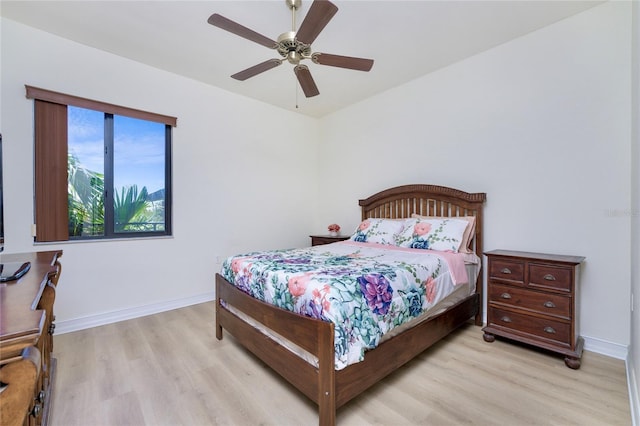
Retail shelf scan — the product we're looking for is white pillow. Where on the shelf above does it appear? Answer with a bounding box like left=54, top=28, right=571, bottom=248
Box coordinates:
left=349, top=218, right=404, bottom=245
left=395, top=218, right=469, bottom=252
left=411, top=214, right=476, bottom=253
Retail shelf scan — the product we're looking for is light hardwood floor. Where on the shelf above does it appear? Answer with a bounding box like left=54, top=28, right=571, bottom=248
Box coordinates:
left=50, top=301, right=631, bottom=425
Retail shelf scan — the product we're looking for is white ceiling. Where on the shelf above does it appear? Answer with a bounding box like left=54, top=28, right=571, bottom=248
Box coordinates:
left=1, top=0, right=603, bottom=118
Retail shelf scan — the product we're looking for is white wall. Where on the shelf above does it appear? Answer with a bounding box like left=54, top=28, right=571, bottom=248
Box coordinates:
left=629, top=1, right=639, bottom=423
left=0, top=18, right=320, bottom=325
left=318, top=1, right=632, bottom=354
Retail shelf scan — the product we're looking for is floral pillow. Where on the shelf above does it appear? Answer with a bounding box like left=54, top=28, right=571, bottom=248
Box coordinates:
left=350, top=218, right=404, bottom=245
left=411, top=214, right=476, bottom=253
left=395, top=218, right=469, bottom=252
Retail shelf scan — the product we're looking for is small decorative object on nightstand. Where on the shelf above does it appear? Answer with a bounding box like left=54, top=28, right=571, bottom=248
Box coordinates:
left=327, top=223, right=341, bottom=237
left=310, top=234, right=349, bottom=246
left=482, top=249, right=585, bottom=369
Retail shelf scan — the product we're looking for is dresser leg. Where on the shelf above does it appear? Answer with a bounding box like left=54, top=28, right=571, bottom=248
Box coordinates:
left=564, top=356, right=581, bottom=369
left=482, top=332, right=495, bottom=343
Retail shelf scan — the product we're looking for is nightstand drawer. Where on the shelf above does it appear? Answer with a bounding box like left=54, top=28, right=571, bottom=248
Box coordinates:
left=488, top=307, right=571, bottom=347
left=310, top=235, right=349, bottom=246
left=489, top=259, right=524, bottom=283
left=529, top=263, right=572, bottom=292
left=488, top=283, right=571, bottom=319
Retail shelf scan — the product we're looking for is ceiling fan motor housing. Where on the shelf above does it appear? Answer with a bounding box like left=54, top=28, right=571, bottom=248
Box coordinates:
left=277, top=31, right=311, bottom=64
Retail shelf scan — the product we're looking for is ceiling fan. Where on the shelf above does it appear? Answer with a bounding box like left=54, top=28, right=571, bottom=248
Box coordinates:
left=207, top=0, right=374, bottom=98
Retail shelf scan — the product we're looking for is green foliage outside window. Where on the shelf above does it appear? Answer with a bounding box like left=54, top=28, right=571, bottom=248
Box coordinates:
left=67, top=154, right=162, bottom=237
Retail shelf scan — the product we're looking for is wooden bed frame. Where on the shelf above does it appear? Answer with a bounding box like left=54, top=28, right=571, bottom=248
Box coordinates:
left=215, top=184, right=486, bottom=425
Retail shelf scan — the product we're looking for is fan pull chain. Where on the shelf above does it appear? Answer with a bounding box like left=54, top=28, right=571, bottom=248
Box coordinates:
left=295, top=80, right=299, bottom=109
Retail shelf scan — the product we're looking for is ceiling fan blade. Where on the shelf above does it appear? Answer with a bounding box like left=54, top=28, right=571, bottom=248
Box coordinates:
left=312, top=53, right=374, bottom=71
left=208, top=13, right=277, bottom=49
left=231, top=59, right=282, bottom=81
left=294, top=65, right=320, bottom=98
left=295, top=0, right=338, bottom=45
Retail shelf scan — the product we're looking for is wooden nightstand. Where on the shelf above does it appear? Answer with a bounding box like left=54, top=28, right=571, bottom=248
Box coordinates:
left=482, top=249, right=585, bottom=369
left=310, top=235, right=349, bottom=246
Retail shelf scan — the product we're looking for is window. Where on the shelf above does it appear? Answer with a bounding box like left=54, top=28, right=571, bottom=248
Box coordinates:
left=26, top=86, right=176, bottom=242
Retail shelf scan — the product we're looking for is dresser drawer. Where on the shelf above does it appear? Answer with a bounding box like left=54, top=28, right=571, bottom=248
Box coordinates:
left=488, top=307, right=571, bottom=347
left=489, top=259, right=524, bottom=283
left=529, top=263, right=572, bottom=292
left=488, top=283, right=571, bottom=319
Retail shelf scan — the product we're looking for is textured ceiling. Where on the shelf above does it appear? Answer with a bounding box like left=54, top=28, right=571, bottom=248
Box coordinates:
left=1, top=1, right=603, bottom=117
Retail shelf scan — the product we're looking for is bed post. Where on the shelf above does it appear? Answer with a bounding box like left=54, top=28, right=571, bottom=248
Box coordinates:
left=474, top=208, right=484, bottom=326
left=317, top=321, right=336, bottom=426
left=215, top=274, right=223, bottom=340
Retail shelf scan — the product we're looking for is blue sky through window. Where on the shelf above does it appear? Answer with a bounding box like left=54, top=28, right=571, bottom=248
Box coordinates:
left=68, top=106, right=165, bottom=194
left=114, top=115, right=165, bottom=194
left=68, top=106, right=103, bottom=175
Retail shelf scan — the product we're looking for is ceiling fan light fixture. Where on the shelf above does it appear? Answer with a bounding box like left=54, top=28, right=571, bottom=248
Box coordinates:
left=287, top=51, right=303, bottom=65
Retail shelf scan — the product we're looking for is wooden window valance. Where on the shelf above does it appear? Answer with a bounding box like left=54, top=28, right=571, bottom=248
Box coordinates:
left=25, top=85, right=177, bottom=127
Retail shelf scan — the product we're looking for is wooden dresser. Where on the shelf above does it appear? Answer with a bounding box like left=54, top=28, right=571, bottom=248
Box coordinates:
left=482, top=249, right=584, bottom=369
left=310, top=234, right=350, bottom=246
left=0, top=250, right=62, bottom=425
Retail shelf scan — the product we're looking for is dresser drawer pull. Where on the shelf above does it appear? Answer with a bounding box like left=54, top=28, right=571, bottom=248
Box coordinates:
left=31, top=403, right=42, bottom=418
left=543, top=301, right=556, bottom=308
left=500, top=268, right=512, bottom=274
left=500, top=316, right=512, bottom=323
left=543, top=273, right=556, bottom=281
left=543, top=326, right=556, bottom=334
left=500, top=292, right=512, bottom=300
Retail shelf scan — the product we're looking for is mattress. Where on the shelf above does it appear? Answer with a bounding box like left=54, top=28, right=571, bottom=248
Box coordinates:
left=220, top=241, right=480, bottom=370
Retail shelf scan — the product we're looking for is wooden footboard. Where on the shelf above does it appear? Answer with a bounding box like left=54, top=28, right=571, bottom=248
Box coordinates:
left=216, top=274, right=337, bottom=425
left=216, top=273, right=479, bottom=425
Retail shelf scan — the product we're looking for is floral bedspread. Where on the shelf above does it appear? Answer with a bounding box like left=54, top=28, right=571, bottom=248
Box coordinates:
left=220, top=241, right=468, bottom=370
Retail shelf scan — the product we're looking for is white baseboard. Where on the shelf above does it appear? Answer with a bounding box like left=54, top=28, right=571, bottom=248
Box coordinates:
left=628, top=355, right=639, bottom=426
left=55, top=292, right=215, bottom=335
left=583, top=335, right=629, bottom=360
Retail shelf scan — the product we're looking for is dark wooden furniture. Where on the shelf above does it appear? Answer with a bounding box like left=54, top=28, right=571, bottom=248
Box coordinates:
left=310, top=234, right=350, bottom=246
left=0, top=250, right=62, bottom=426
left=0, top=347, right=40, bottom=426
left=482, top=249, right=584, bottom=369
left=215, top=184, right=486, bottom=425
